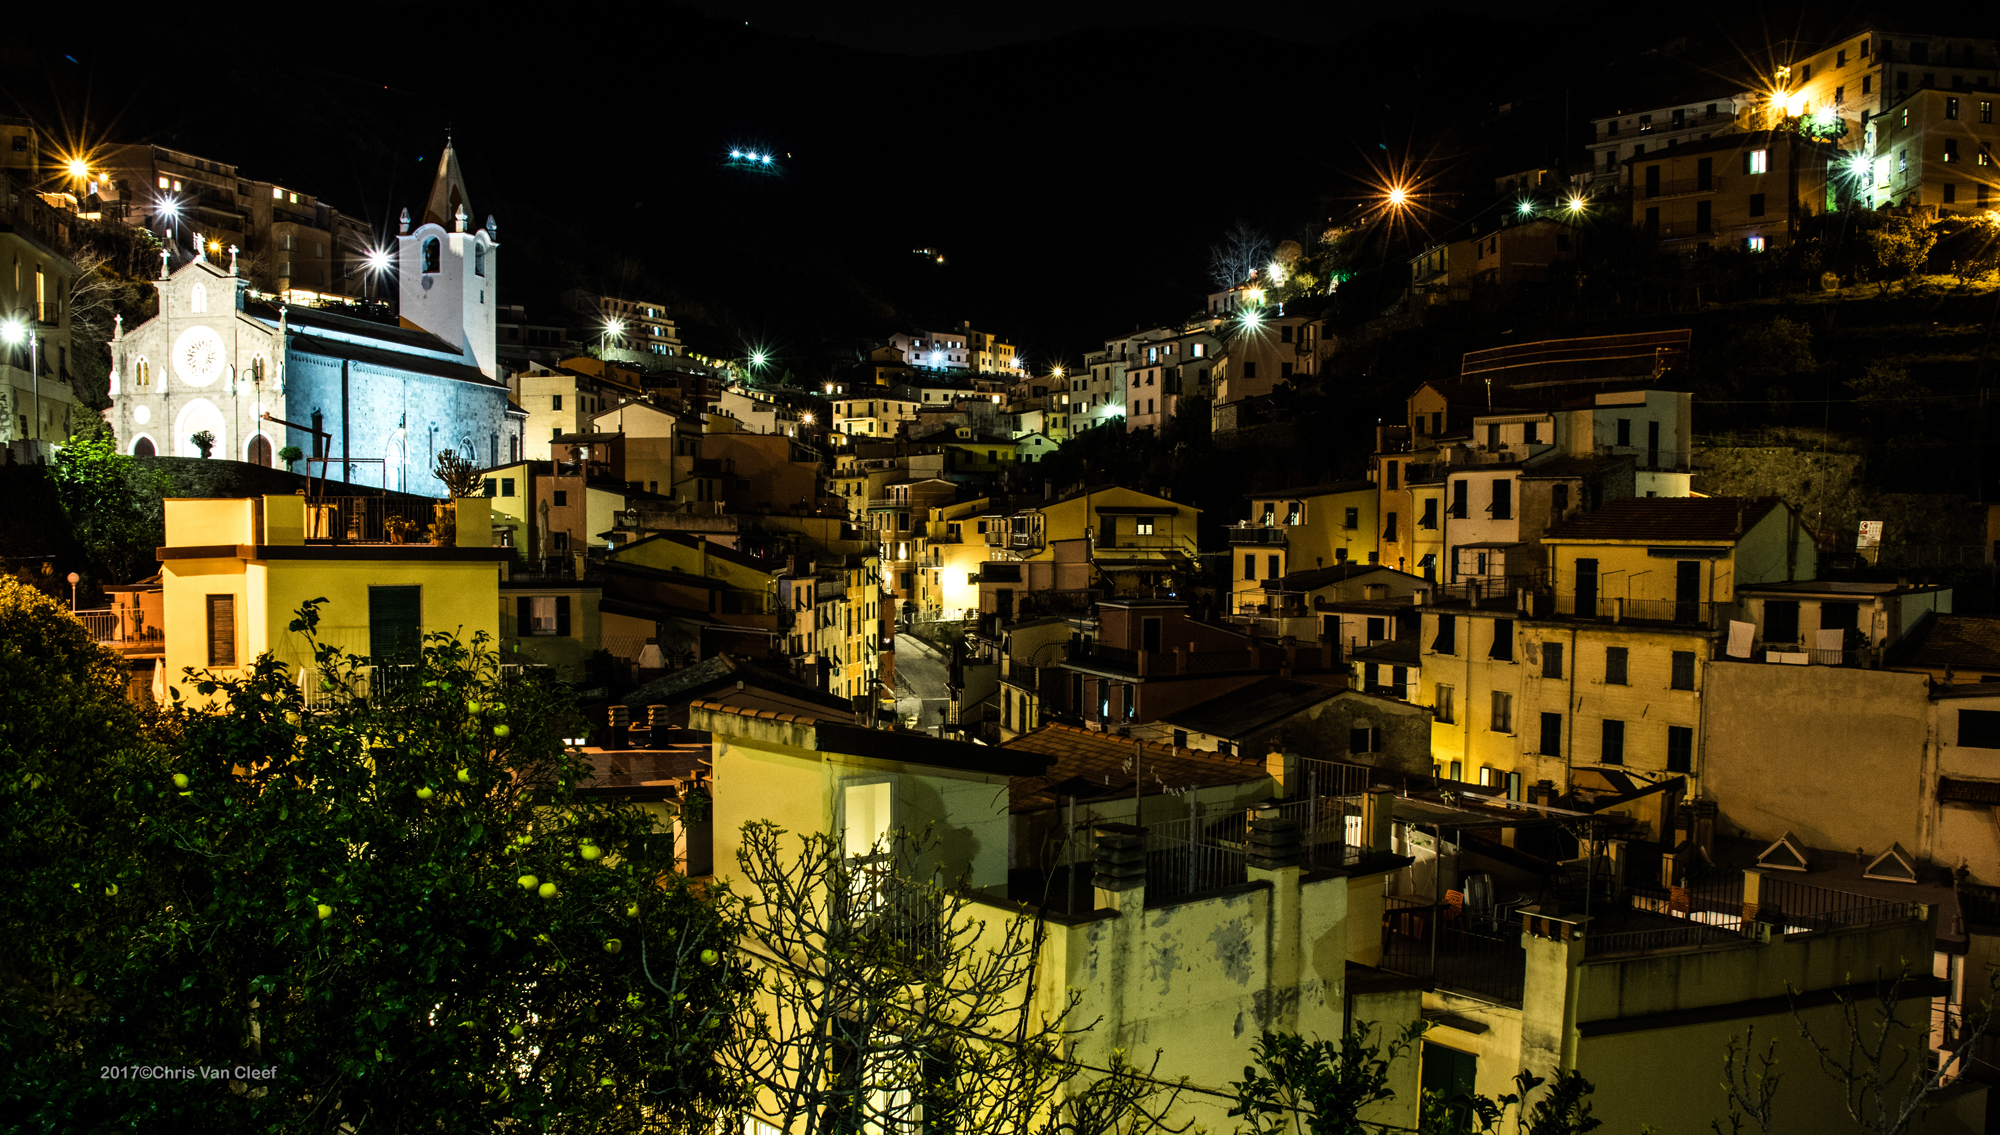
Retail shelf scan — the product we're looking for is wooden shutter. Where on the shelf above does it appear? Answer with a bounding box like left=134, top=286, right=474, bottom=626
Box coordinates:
left=555, top=595, right=571, bottom=638
left=205, top=594, right=236, bottom=667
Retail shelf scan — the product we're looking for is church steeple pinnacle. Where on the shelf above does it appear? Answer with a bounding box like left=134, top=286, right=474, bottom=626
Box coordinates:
left=422, top=141, right=472, bottom=230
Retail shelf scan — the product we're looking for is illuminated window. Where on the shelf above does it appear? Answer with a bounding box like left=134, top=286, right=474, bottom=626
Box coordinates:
left=1744, top=149, right=1769, bottom=174
left=1746, top=235, right=1766, bottom=252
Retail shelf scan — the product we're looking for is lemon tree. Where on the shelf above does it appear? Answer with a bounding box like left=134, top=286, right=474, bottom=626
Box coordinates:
left=2, top=594, right=748, bottom=1132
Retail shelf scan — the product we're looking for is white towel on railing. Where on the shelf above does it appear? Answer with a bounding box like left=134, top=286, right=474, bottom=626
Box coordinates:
left=1726, top=620, right=1755, bottom=658
left=1816, top=628, right=1846, bottom=654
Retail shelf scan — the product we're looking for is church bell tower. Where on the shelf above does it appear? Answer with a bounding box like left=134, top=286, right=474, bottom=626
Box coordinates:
left=395, top=141, right=499, bottom=379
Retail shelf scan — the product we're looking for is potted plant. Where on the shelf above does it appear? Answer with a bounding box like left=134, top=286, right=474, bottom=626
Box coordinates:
left=190, top=429, right=215, bottom=458
left=278, top=444, right=303, bottom=472
left=431, top=449, right=484, bottom=546
left=383, top=515, right=417, bottom=545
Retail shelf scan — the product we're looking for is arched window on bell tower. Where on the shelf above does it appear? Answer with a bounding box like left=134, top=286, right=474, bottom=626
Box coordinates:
left=474, top=243, right=485, bottom=277
left=423, top=238, right=441, bottom=273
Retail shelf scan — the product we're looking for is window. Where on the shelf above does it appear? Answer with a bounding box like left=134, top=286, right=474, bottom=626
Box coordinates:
left=1432, top=614, right=1457, bottom=655
left=1983, top=101, right=1995, bottom=124
left=1834, top=85, right=1844, bottom=105
left=483, top=477, right=497, bottom=497
left=1746, top=235, right=1766, bottom=252
left=1490, top=479, right=1511, bottom=520
left=553, top=490, right=568, bottom=506
left=1242, top=555, right=1256, bottom=582
left=1744, top=149, right=1769, bottom=174
left=1136, top=517, right=1156, bottom=535
left=1420, top=498, right=1438, bottom=530
left=1597, top=646, right=1628, bottom=686
left=1946, top=139, right=1961, bottom=163
left=1350, top=727, right=1379, bottom=754
left=1435, top=684, right=1455, bottom=723
left=1450, top=480, right=1468, bottom=518
left=1267, top=554, right=1280, bottom=580
left=1386, top=461, right=1399, bottom=490
left=1666, top=725, right=1694, bottom=772
left=1366, top=616, right=1388, bottom=643
left=1696, top=200, right=1712, bottom=233
left=501, top=477, right=515, bottom=497
left=1837, top=49, right=1847, bottom=67
left=475, top=243, right=486, bottom=276
left=1670, top=650, right=1696, bottom=690
left=1944, top=183, right=1958, bottom=204
left=1863, top=75, right=1872, bottom=95
left=1344, top=506, right=1359, bottom=529
left=1243, top=361, right=1256, bottom=379
left=1961, top=710, right=2000, bottom=748
left=206, top=594, right=237, bottom=667
left=1539, top=712, right=1562, bottom=757
left=1490, top=691, right=1513, bottom=733
left=1749, top=192, right=1766, bottom=216
left=1383, top=512, right=1398, bottom=541
left=422, top=237, right=441, bottom=273
left=1948, top=97, right=1961, bottom=120
left=368, top=585, right=422, bottom=663
left=1489, top=618, right=1514, bottom=662
left=552, top=394, right=563, bottom=410
left=1543, top=642, right=1564, bottom=679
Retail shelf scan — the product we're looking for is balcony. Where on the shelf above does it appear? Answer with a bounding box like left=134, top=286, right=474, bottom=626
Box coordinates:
left=1549, top=593, right=1718, bottom=628
left=74, top=607, right=163, bottom=652
left=1640, top=175, right=1726, bottom=199
left=305, top=496, right=450, bottom=545
left=1226, top=524, right=1288, bottom=545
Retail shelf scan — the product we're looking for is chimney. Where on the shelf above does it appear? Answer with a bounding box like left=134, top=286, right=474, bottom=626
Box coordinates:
left=1247, top=805, right=1304, bottom=870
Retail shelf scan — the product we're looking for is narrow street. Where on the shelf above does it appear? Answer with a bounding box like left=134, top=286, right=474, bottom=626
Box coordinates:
left=892, top=633, right=951, bottom=734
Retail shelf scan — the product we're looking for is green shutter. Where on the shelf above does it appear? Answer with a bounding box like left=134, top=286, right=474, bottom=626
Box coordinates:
left=369, top=586, right=422, bottom=662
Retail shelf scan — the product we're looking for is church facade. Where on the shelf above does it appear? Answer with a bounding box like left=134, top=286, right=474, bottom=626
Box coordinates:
left=104, top=145, right=520, bottom=498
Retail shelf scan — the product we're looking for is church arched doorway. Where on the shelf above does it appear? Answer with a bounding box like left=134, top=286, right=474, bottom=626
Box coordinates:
left=133, top=437, right=155, bottom=457
left=246, top=434, right=273, bottom=467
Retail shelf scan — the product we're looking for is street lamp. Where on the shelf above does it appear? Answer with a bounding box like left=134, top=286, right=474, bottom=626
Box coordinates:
left=601, top=318, right=625, bottom=358
left=66, top=571, right=79, bottom=609
left=2, top=319, right=40, bottom=459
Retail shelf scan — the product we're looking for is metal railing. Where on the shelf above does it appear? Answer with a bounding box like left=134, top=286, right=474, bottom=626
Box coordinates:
left=1226, top=525, right=1288, bottom=545
left=1433, top=576, right=1530, bottom=603
left=74, top=607, right=162, bottom=646
left=1145, top=814, right=1248, bottom=904
left=1381, top=897, right=1527, bottom=1003
left=1758, top=877, right=1920, bottom=937
left=306, top=496, right=447, bottom=544
left=1551, top=593, right=1717, bottom=628
left=1641, top=176, right=1726, bottom=198
left=1586, top=920, right=1746, bottom=957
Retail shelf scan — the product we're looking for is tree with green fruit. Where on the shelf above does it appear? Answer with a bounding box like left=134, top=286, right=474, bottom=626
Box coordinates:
left=1, top=592, right=750, bottom=1132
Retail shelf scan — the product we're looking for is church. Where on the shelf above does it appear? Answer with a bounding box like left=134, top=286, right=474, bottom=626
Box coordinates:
left=105, top=144, right=522, bottom=498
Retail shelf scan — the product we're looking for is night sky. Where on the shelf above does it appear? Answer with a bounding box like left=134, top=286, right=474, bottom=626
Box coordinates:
left=0, top=1, right=1936, bottom=375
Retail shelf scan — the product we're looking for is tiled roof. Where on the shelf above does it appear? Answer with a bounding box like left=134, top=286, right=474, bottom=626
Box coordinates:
left=1897, top=615, right=2000, bottom=672
left=1161, top=677, right=1346, bottom=739
left=1274, top=563, right=1424, bottom=592
left=1001, top=723, right=1268, bottom=812
left=689, top=686, right=854, bottom=724
left=1543, top=496, right=1780, bottom=543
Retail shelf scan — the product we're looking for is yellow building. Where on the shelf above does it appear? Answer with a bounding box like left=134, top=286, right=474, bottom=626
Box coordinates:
left=1865, top=86, right=2000, bottom=213
left=1226, top=480, right=1378, bottom=617
left=1418, top=497, right=1817, bottom=795
left=693, top=696, right=1421, bottom=1133
left=987, top=484, right=1197, bottom=598
left=513, top=360, right=642, bottom=461
left=916, top=497, right=993, bottom=618
left=156, top=494, right=503, bottom=702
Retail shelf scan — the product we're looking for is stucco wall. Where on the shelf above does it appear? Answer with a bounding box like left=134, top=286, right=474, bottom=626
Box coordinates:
left=1704, top=661, right=1932, bottom=857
